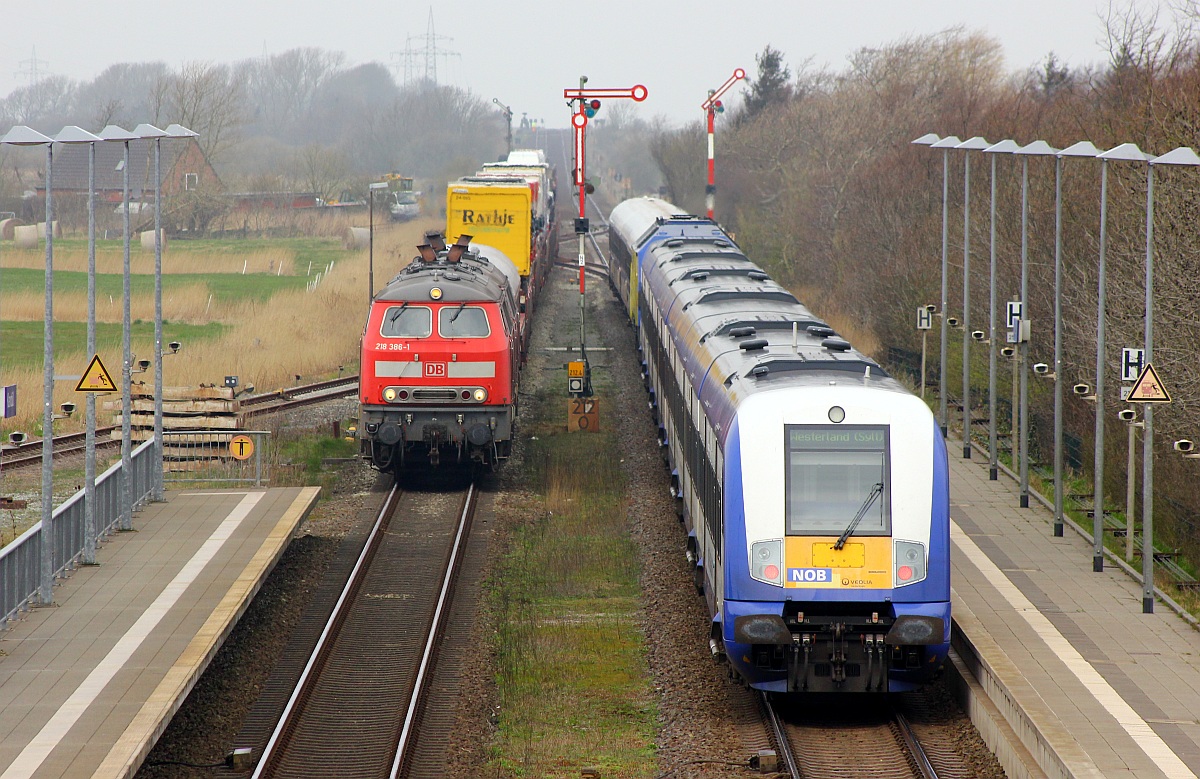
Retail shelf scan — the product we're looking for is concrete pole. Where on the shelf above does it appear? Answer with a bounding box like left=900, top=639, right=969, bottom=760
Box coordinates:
left=1127, top=420, right=1138, bottom=562
left=1094, top=160, right=1110, bottom=571
left=38, top=144, right=55, bottom=604
left=1141, top=165, right=1156, bottom=614
left=940, top=148, right=949, bottom=438
left=988, top=153, right=999, bottom=480
left=962, top=150, right=972, bottom=458
left=1053, top=156, right=1064, bottom=537
left=84, top=141, right=97, bottom=563
left=1019, top=157, right=1031, bottom=508
left=121, top=140, right=132, bottom=531
left=153, top=139, right=164, bottom=501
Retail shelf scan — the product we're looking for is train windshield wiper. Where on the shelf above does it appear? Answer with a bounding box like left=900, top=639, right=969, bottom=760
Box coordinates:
left=389, top=302, right=409, bottom=324
left=448, top=302, right=468, bottom=323
left=833, top=481, right=884, bottom=550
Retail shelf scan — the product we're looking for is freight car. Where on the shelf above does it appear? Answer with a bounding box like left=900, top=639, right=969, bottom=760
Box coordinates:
left=609, top=198, right=951, bottom=693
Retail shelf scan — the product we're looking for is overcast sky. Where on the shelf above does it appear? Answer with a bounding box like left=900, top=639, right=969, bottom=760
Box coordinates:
left=1, top=0, right=1169, bottom=128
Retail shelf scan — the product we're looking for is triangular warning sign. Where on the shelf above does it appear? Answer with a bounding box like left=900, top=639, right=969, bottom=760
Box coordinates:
left=75, top=354, right=117, bottom=393
left=1127, top=363, right=1171, bottom=403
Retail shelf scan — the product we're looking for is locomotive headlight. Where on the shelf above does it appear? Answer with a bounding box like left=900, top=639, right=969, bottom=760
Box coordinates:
left=473, top=388, right=487, bottom=402
left=894, top=540, right=927, bottom=587
left=750, top=540, right=783, bottom=586
left=430, top=287, right=443, bottom=300
left=383, top=387, right=398, bottom=402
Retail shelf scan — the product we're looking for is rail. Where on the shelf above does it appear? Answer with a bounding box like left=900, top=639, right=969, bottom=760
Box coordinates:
left=251, top=483, right=478, bottom=777
left=0, top=437, right=157, bottom=629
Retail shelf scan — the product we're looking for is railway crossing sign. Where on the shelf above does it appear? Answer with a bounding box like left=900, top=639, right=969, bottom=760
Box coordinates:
left=229, top=434, right=255, bottom=460
left=1127, top=363, right=1171, bottom=403
left=75, top=354, right=117, bottom=393
left=1122, top=348, right=1146, bottom=382
left=915, top=306, right=933, bottom=331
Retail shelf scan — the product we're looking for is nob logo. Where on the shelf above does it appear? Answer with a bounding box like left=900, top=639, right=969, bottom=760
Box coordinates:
left=424, top=362, right=447, bottom=378
left=788, top=568, right=831, bottom=583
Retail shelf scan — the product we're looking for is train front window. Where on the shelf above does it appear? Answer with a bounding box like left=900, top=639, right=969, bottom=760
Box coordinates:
left=380, top=305, right=431, bottom=338
left=784, top=425, right=890, bottom=536
left=439, top=305, right=491, bottom=338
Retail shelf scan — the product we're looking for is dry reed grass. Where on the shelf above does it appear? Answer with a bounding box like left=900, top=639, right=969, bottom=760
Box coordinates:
left=0, top=246, right=298, bottom=276
left=1, top=285, right=250, bottom=324
left=0, top=218, right=442, bottom=437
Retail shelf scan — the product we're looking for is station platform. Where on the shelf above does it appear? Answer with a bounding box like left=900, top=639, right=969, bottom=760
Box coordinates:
left=948, top=438, right=1200, bottom=779
left=0, top=486, right=319, bottom=779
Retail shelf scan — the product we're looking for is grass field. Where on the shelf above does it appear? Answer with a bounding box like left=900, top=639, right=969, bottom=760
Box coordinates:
left=486, top=379, right=658, bottom=777
left=0, top=219, right=441, bottom=436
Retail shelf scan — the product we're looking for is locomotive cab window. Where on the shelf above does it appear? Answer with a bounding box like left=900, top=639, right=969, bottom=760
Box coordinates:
left=784, top=425, right=890, bottom=537
left=380, top=305, right=432, bottom=338
left=438, top=305, right=491, bottom=338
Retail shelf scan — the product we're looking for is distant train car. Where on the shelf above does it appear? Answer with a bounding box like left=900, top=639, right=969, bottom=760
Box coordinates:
left=609, top=198, right=951, bottom=693
left=359, top=232, right=521, bottom=471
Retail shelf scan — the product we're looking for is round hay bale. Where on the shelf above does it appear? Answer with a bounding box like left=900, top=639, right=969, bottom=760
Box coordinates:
left=13, top=224, right=39, bottom=248
left=35, top=221, right=62, bottom=238
left=0, top=217, right=23, bottom=239
left=343, top=226, right=370, bottom=250
left=139, top=229, right=168, bottom=251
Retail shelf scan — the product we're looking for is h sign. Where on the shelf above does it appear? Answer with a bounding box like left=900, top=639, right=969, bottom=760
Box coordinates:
left=1006, top=301, right=1024, bottom=331
left=1122, top=348, right=1146, bottom=382
left=916, top=307, right=933, bottom=331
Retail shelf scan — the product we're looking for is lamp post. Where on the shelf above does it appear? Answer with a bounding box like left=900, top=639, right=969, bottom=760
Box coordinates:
left=0, top=126, right=55, bottom=602
left=1094, top=143, right=1149, bottom=570
left=954, top=137, right=989, bottom=457
left=368, top=181, right=389, bottom=306
left=1012, top=141, right=1058, bottom=508
left=701, top=68, right=745, bottom=221
left=1137, top=145, right=1200, bottom=613
left=1044, top=142, right=1099, bottom=537
left=982, top=140, right=1020, bottom=480
left=54, top=127, right=103, bottom=563
left=97, top=124, right=138, bottom=530
left=133, top=123, right=171, bottom=502
left=492, top=98, right=513, bottom=157
left=911, top=134, right=959, bottom=437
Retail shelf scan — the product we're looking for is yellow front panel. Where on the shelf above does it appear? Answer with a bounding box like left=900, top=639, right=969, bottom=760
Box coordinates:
left=784, top=536, right=892, bottom=589
left=445, top=185, right=532, bottom=276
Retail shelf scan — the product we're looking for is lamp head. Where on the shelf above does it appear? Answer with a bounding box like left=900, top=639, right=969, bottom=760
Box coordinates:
left=59, top=402, right=76, bottom=416
left=1033, top=363, right=1050, bottom=376
left=1000, top=346, right=1016, bottom=359
left=946, top=316, right=960, bottom=328
left=168, top=341, right=181, bottom=353
left=8, top=431, right=27, bottom=445
left=971, top=330, right=985, bottom=342
left=1118, top=409, right=1137, bottom=422
left=138, top=359, right=151, bottom=371
left=1073, top=383, right=1092, bottom=396
left=1175, top=439, right=1195, bottom=453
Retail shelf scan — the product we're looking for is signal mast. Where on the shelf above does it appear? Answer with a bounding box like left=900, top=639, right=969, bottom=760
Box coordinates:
left=562, top=77, right=648, bottom=396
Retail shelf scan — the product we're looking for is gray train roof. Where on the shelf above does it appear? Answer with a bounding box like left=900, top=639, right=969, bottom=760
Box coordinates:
left=375, top=244, right=514, bottom=305
left=640, top=221, right=906, bottom=439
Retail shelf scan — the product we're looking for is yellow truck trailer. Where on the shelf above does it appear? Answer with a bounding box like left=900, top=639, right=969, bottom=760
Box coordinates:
left=445, top=179, right=532, bottom=278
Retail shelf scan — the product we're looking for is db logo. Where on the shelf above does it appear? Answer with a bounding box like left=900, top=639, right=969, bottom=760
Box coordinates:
left=424, top=362, right=447, bottom=378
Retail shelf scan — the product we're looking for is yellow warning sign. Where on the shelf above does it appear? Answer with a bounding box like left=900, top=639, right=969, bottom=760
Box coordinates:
left=1127, top=363, right=1171, bottom=403
left=75, top=354, right=117, bottom=393
left=229, top=434, right=255, bottom=460
left=567, top=360, right=585, bottom=378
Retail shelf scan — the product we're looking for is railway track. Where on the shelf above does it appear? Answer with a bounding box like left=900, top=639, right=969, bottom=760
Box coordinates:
left=250, top=481, right=478, bottom=778
left=763, top=691, right=950, bottom=779
left=0, top=427, right=120, bottom=470
left=239, top=375, right=360, bottom=418
left=0, top=376, right=358, bottom=473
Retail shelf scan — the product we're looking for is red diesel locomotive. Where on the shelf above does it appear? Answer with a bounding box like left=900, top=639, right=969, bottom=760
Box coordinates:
left=359, top=232, right=522, bottom=471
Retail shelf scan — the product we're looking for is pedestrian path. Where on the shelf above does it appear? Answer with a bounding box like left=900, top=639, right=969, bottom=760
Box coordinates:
left=0, top=487, right=319, bottom=779
left=949, top=442, right=1200, bottom=778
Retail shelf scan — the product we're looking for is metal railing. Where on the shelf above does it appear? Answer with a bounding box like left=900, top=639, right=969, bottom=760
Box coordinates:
left=162, top=430, right=270, bottom=486
left=1, top=437, right=157, bottom=629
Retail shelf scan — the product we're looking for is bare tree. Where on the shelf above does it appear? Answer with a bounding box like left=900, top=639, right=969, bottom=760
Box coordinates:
left=170, top=61, right=245, bottom=164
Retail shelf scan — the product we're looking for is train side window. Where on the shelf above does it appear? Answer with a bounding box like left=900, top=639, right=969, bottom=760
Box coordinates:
left=439, top=305, right=492, bottom=338
left=380, top=305, right=432, bottom=338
